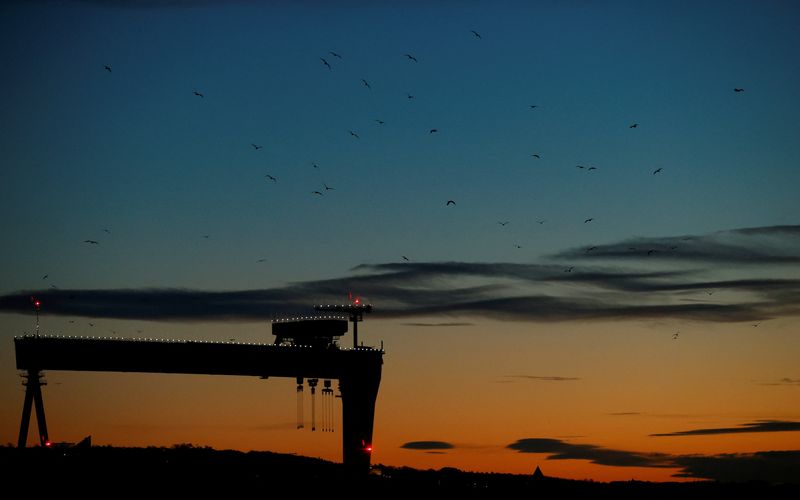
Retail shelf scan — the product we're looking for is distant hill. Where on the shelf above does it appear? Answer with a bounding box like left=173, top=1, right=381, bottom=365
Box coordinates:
left=1, top=444, right=798, bottom=498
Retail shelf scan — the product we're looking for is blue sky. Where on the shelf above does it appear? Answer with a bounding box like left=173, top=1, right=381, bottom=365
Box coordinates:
left=1, top=0, right=799, bottom=481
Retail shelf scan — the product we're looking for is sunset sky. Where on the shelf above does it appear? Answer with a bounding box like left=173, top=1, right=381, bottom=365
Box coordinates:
left=1, top=0, right=799, bottom=482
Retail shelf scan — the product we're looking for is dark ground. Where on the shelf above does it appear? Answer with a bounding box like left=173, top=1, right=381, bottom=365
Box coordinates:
left=1, top=443, right=797, bottom=498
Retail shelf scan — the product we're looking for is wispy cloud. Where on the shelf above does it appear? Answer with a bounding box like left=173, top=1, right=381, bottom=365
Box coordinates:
left=2, top=225, right=798, bottom=324
left=401, top=441, right=455, bottom=450
left=758, top=378, right=800, bottom=387
left=550, top=225, right=800, bottom=265
left=503, top=375, right=580, bottom=382
left=650, top=420, right=800, bottom=437
left=507, top=437, right=800, bottom=482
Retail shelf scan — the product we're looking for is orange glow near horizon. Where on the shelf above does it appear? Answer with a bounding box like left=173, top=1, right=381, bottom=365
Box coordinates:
left=2, top=314, right=800, bottom=482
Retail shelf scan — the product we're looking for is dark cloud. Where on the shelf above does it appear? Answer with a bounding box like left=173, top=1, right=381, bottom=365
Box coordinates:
left=651, top=420, right=800, bottom=437
left=508, top=437, right=800, bottom=483
left=551, top=225, right=800, bottom=265
left=3, top=225, right=798, bottom=324
left=673, top=451, right=800, bottom=483
left=504, top=375, right=580, bottom=382
left=401, top=441, right=454, bottom=450
left=507, top=438, right=672, bottom=468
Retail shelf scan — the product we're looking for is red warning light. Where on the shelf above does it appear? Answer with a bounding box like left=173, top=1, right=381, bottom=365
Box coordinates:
left=365, top=445, right=372, bottom=453
left=44, top=440, right=51, bottom=447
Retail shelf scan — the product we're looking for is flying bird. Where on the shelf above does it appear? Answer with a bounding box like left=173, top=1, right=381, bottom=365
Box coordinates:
left=564, top=266, right=574, bottom=273
left=446, top=200, right=456, bottom=206
left=84, top=240, right=99, bottom=245
left=733, top=88, right=744, bottom=92
left=406, top=93, right=415, bottom=100
left=404, top=54, right=418, bottom=62
left=312, top=190, right=324, bottom=196
left=202, top=235, right=210, bottom=239
left=529, top=105, right=538, bottom=109
left=629, top=123, right=638, bottom=128
left=323, top=183, right=334, bottom=191
left=42, top=274, right=48, bottom=280
left=312, top=163, right=320, bottom=169
left=361, top=78, right=371, bottom=89
left=329, top=51, right=342, bottom=59
left=402, top=256, right=410, bottom=261
left=102, top=228, right=111, bottom=234
left=320, top=57, right=332, bottom=70
left=257, top=258, right=267, bottom=263
left=429, top=128, right=438, bottom=134
left=104, top=64, right=112, bottom=73
left=653, top=168, right=663, bottom=175
left=672, top=332, right=679, bottom=340
left=349, top=130, right=360, bottom=139
left=193, top=90, right=204, bottom=98
left=647, top=249, right=657, bottom=256
left=251, top=143, right=263, bottom=150
left=587, top=166, right=597, bottom=171
left=586, top=246, right=597, bottom=252
left=536, top=219, right=546, bottom=224
left=531, top=154, right=541, bottom=159
left=576, top=165, right=586, bottom=169
left=498, top=221, right=510, bottom=226
left=375, top=119, right=385, bottom=125
left=514, top=244, right=522, bottom=249
left=584, top=218, right=594, bottom=224
left=470, top=30, right=482, bottom=39
left=265, top=174, right=277, bottom=183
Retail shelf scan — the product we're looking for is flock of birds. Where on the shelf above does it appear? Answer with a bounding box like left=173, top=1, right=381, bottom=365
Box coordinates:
left=44, top=29, right=750, bottom=340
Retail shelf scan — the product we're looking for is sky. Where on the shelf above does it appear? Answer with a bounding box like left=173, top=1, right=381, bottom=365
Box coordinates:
left=1, top=0, right=799, bottom=483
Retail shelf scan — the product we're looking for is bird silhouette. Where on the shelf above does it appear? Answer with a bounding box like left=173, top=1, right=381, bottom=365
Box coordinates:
left=514, top=244, right=522, bottom=249
left=323, top=183, right=334, bottom=191
left=733, top=88, right=744, bottom=92
left=42, top=274, right=48, bottom=280
left=402, top=256, right=410, bottom=261
left=629, top=123, right=638, bottom=128
left=531, top=154, right=541, bottom=159
left=312, top=190, right=324, bottom=196
left=672, top=332, right=679, bottom=340
left=265, top=174, right=277, bottom=183
left=84, top=240, right=99, bottom=245
left=586, top=246, right=597, bottom=252
left=329, top=51, right=342, bottom=59
left=653, top=168, right=663, bottom=175
left=576, top=165, right=586, bottom=169
left=529, top=105, right=538, bottom=109
left=587, top=166, right=597, bottom=171
left=320, top=57, right=332, bottom=70
left=584, top=218, right=594, bottom=224
left=647, top=249, right=657, bottom=255
left=349, top=130, right=360, bottom=139
left=407, top=93, right=415, bottom=100
left=104, top=64, right=112, bottom=73
left=429, top=129, right=438, bottom=134
left=536, top=219, right=546, bottom=224
left=404, top=54, right=418, bottom=62
left=202, top=235, right=210, bottom=239
left=193, top=90, right=204, bottom=98
left=498, top=221, right=510, bottom=226
left=375, top=119, right=385, bottom=125
left=102, top=228, right=111, bottom=234
left=565, top=266, right=574, bottom=273
left=446, top=200, right=456, bottom=206
left=251, top=143, right=263, bottom=150
left=312, top=163, right=320, bottom=169
left=257, top=258, right=267, bottom=263
left=361, top=78, right=371, bottom=89
left=752, top=322, right=760, bottom=327
left=470, top=30, right=482, bottom=39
